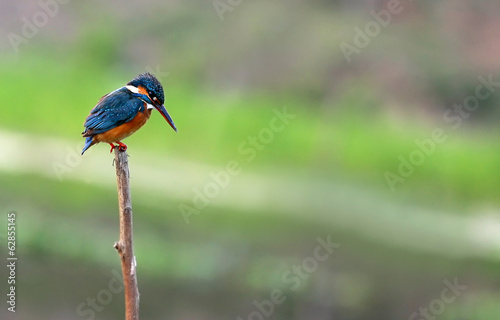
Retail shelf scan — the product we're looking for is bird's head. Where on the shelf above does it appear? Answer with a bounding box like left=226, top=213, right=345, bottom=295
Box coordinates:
left=127, top=72, right=177, bottom=132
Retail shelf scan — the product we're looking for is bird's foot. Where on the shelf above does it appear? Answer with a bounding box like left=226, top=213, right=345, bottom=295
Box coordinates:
left=108, top=142, right=128, bottom=153
left=117, top=142, right=127, bottom=152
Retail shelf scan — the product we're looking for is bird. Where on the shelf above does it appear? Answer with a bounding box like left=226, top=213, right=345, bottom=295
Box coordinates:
left=81, top=72, right=176, bottom=155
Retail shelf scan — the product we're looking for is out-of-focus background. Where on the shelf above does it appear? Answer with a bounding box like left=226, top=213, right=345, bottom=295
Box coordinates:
left=1, top=0, right=500, bottom=319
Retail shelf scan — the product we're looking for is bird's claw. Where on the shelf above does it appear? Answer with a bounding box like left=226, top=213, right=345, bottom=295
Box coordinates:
left=117, top=142, right=128, bottom=152
left=108, top=142, right=128, bottom=153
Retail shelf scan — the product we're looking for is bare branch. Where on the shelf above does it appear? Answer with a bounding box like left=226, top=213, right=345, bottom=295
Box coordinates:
left=113, top=149, right=140, bottom=320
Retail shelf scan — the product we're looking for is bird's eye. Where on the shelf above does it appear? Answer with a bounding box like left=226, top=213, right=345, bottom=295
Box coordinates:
left=152, top=96, right=158, bottom=102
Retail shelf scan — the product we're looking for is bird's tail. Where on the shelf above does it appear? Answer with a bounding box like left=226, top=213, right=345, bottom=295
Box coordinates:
left=81, top=137, right=94, bottom=155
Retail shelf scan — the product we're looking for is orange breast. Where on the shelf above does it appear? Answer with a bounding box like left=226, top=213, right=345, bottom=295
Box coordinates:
left=94, top=109, right=152, bottom=143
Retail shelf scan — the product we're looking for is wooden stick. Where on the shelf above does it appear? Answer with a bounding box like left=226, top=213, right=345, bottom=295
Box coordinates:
left=113, top=149, right=140, bottom=320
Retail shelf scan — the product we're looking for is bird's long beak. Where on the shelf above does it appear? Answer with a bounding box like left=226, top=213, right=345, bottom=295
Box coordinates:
left=155, top=104, right=177, bottom=132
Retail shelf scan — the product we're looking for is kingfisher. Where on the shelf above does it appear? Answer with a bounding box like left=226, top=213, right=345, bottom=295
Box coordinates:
left=81, top=72, right=177, bottom=155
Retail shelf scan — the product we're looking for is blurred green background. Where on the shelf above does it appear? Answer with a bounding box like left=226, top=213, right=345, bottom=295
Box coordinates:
left=1, top=1, right=500, bottom=319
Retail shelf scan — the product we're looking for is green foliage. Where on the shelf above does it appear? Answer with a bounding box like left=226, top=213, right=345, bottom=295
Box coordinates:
left=2, top=3, right=500, bottom=317
left=2, top=51, right=500, bottom=209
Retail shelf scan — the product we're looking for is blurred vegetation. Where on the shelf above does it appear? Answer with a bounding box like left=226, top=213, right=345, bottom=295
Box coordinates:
left=1, top=1, right=500, bottom=319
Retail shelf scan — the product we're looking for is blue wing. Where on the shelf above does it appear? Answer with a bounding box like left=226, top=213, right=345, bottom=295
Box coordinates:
left=82, top=87, right=145, bottom=136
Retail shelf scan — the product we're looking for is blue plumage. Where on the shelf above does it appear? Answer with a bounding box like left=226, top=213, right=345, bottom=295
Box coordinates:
left=81, top=136, right=94, bottom=154
left=83, top=87, right=146, bottom=136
